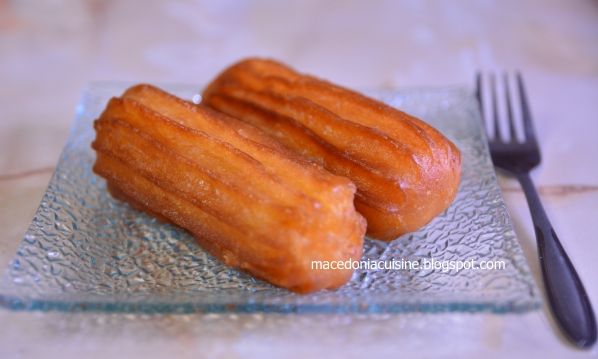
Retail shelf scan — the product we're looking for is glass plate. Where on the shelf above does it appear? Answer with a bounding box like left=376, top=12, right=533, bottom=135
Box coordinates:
left=0, top=83, right=541, bottom=314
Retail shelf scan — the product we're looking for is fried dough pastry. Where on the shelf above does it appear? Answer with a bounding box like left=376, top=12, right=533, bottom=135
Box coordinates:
left=92, top=84, right=366, bottom=293
left=202, top=58, right=462, bottom=241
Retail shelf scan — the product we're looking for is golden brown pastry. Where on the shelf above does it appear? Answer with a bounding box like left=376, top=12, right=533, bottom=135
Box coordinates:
left=202, top=58, right=462, bottom=241
left=92, top=84, right=366, bottom=293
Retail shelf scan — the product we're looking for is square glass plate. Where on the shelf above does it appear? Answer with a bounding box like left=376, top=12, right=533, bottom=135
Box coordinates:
left=0, top=83, right=541, bottom=314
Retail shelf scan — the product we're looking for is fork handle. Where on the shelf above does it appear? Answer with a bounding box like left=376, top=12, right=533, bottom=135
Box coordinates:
left=517, top=173, right=596, bottom=348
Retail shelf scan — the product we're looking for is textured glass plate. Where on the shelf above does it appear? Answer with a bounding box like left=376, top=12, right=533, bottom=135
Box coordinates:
left=0, top=83, right=541, bottom=314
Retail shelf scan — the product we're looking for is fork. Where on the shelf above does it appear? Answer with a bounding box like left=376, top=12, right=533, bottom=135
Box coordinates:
left=476, top=72, right=596, bottom=349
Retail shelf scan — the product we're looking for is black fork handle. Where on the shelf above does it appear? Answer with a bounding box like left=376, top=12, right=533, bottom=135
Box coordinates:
left=517, top=172, right=597, bottom=348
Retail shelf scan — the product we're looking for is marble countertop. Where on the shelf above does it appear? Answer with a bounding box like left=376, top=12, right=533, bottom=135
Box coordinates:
left=1, top=0, right=597, bottom=358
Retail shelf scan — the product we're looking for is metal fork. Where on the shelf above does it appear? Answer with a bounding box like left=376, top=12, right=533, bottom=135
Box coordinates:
left=476, top=73, right=596, bottom=349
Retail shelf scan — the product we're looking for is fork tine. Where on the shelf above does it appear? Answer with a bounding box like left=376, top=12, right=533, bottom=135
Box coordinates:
left=504, top=73, right=518, bottom=142
left=517, top=72, right=536, bottom=141
left=490, top=74, right=501, bottom=141
left=476, top=72, right=483, bottom=116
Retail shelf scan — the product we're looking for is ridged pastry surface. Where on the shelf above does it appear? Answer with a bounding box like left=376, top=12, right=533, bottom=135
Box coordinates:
left=92, top=84, right=366, bottom=293
left=202, top=58, right=462, bottom=240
